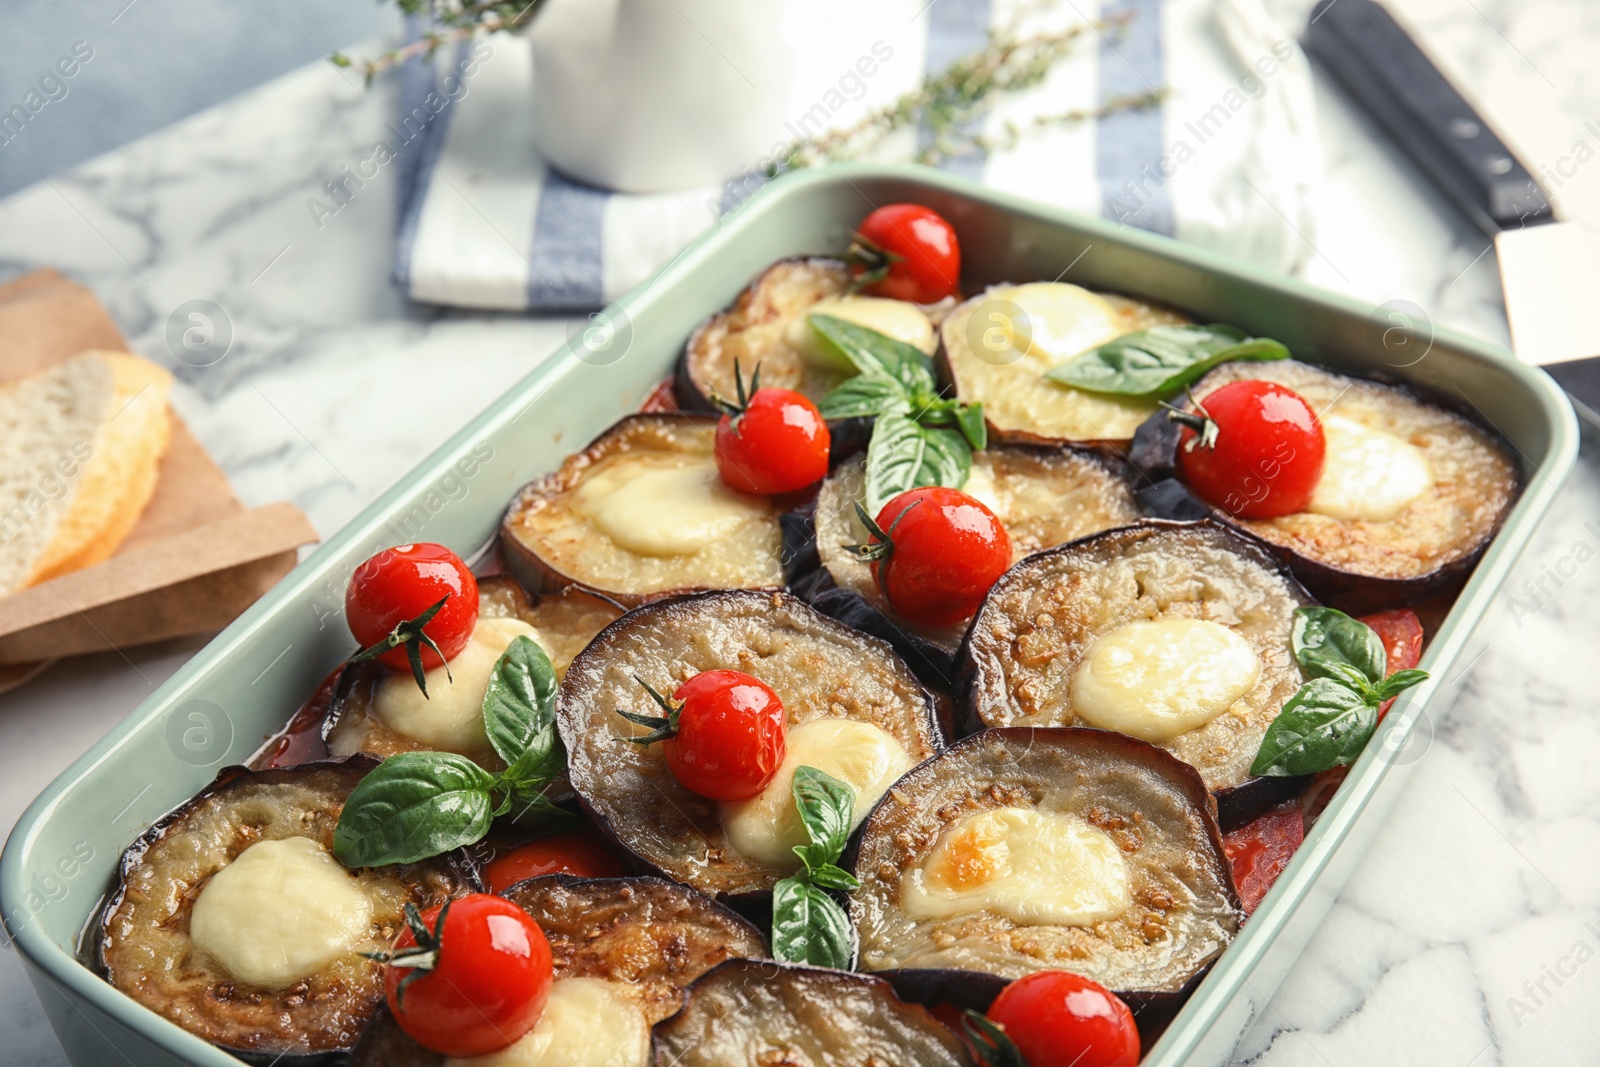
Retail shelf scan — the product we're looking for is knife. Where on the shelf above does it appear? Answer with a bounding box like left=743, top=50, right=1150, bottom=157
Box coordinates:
left=1304, top=0, right=1600, bottom=422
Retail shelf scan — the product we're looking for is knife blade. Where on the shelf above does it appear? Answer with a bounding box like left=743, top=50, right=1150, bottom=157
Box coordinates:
left=1304, top=0, right=1600, bottom=421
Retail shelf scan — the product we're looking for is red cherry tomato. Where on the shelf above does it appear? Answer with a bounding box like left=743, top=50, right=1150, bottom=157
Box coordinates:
left=1177, top=380, right=1326, bottom=520
left=985, top=971, right=1140, bottom=1067
left=631, top=670, right=787, bottom=801
left=385, top=894, right=552, bottom=1057
left=866, top=488, right=1011, bottom=626
left=346, top=543, right=478, bottom=671
left=1223, top=803, right=1305, bottom=914
left=855, top=204, right=961, bottom=304
left=481, top=832, right=627, bottom=894
left=715, top=387, right=830, bottom=495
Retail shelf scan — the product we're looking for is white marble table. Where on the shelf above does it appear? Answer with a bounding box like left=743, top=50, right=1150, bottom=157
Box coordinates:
left=2, top=1, right=1598, bottom=1063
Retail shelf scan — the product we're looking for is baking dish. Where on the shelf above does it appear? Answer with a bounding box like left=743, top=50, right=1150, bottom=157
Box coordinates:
left=0, top=163, right=1577, bottom=1067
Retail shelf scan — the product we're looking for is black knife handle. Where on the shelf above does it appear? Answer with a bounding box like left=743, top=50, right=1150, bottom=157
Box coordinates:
left=1303, top=0, right=1552, bottom=235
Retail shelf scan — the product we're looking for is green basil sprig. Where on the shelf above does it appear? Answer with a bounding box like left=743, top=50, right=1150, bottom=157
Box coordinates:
left=1251, top=607, right=1430, bottom=777
left=771, top=766, right=860, bottom=968
left=334, top=634, right=572, bottom=867
left=1045, top=323, right=1289, bottom=398
left=812, top=315, right=986, bottom=515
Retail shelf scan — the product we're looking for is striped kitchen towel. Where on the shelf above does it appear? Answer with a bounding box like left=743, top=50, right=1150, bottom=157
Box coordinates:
left=393, top=0, right=1321, bottom=312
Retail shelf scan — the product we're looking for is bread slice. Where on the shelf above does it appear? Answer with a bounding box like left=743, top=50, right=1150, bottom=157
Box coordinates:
left=0, top=350, right=173, bottom=595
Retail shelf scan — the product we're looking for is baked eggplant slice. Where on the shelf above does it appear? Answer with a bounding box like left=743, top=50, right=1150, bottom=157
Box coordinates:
left=1131, top=359, right=1521, bottom=611
left=958, top=521, right=1314, bottom=825
left=560, top=589, right=942, bottom=900
left=796, top=445, right=1141, bottom=688
left=849, top=728, right=1240, bottom=997
left=501, top=414, right=786, bottom=607
left=652, top=959, right=972, bottom=1067
left=324, top=576, right=621, bottom=769
left=941, top=282, right=1188, bottom=446
left=98, top=758, right=473, bottom=1059
left=350, top=874, right=769, bottom=1066
left=676, top=257, right=938, bottom=411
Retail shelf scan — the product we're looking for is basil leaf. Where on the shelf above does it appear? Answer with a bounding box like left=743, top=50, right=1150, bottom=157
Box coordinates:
left=771, top=877, right=854, bottom=968
left=1251, top=678, right=1377, bottom=777
left=806, top=863, right=861, bottom=892
left=1293, top=607, right=1386, bottom=689
left=809, top=315, right=936, bottom=395
left=864, top=413, right=971, bottom=514
left=955, top=401, right=988, bottom=451
left=817, top=375, right=912, bottom=421
left=1045, top=323, right=1289, bottom=397
left=333, top=752, right=496, bottom=866
left=482, top=635, right=560, bottom=766
left=791, top=766, right=855, bottom=870
left=1372, top=668, right=1429, bottom=703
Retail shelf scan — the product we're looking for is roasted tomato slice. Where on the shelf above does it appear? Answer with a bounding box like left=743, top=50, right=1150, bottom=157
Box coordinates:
left=481, top=832, right=627, bottom=893
left=1223, top=804, right=1305, bottom=914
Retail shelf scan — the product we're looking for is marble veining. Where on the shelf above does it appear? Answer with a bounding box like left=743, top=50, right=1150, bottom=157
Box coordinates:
left=1, top=1, right=1598, bottom=1063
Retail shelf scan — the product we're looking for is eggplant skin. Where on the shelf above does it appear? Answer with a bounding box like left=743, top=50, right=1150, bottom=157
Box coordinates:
left=957, top=520, right=1315, bottom=811
left=652, top=959, right=973, bottom=1067
left=350, top=875, right=769, bottom=1065
left=795, top=447, right=1142, bottom=690
left=1131, top=359, right=1522, bottom=612
left=939, top=285, right=1189, bottom=447
left=559, top=589, right=942, bottom=901
left=849, top=728, right=1241, bottom=996
left=98, top=757, right=474, bottom=1058
left=500, top=413, right=786, bottom=607
left=677, top=257, right=853, bottom=411
left=323, top=576, right=622, bottom=769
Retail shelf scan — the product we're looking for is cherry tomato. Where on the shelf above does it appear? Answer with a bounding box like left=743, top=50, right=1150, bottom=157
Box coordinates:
left=482, top=832, right=627, bottom=894
left=865, top=488, right=1011, bottom=626
left=715, top=387, right=830, bottom=495
left=985, top=971, right=1140, bottom=1067
left=384, top=894, right=552, bottom=1057
left=1177, top=380, right=1326, bottom=520
left=628, top=670, right=787, bottom=801
left=1223, top=803, right=1304, bottom=914
left=854, top=204, right=961, bottom=304
left=346, top=543, right=478, bottom=672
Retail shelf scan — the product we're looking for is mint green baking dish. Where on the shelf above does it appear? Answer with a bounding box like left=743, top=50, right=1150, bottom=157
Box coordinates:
left=1, top=163, right=1578, bottom=1067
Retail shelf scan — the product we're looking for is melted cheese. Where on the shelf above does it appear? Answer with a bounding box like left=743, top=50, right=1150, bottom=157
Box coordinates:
left=902, top=807, right=1131, bottom=925
left=1070, top=619, right=1260, bottom=743
left=573, top=453, right=769, bottom=557
left=995, top=283, right=1124, bottom=375
left=446, top=978, right=649, bottom=1067
left=721, top=719, right=912, bottom=867
left=374, top=617, right=540, bottom=756
left=1307, top=414, right=1434, bottom=522
left=793, top=296, right=937, bottom=370
left=960, top=463, right=1003, bottom=516
left=188, top=837, right=372, bottom=989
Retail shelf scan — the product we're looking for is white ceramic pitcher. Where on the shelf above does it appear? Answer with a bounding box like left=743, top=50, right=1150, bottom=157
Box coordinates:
left=528, top=0, right=796, bottom=192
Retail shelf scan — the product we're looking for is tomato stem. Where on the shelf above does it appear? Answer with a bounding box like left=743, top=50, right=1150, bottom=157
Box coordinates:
left=613, top=676, right=683, bottom=744
left=843, top=229, right=903, bottom=292
left=843, top=498, right=921, bottom=565
left=346, top=595, right=455, bottom=697
left=362, top=900, right=450, bottom=1010
left=961, top=1011, right=1029, bottom=1067
left=1161, top=392, right=1219, bottom=452
left=707, top=359, right=763, bottom=425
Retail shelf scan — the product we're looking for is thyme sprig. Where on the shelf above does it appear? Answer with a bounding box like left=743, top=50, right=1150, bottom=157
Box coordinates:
left=777, top=18, right=1166, bottom=172
left=331, top=0, right=550, bottom=85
